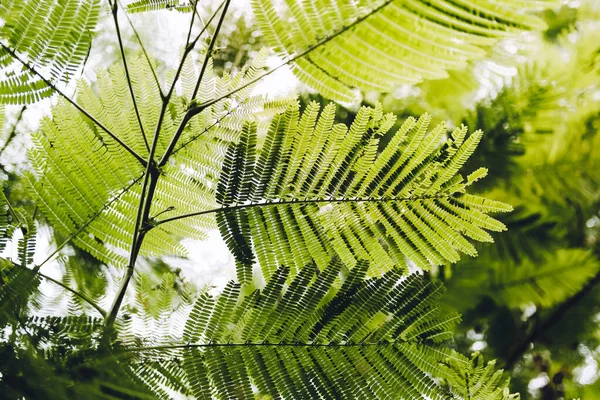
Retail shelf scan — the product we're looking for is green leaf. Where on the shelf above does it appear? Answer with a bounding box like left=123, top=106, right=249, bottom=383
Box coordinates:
left=445, top=248, right=600, bottom=310
left=441, top=352, right=519, bottom=400
left=210, top=101, right=511, bottom=281
left=253, top=0, right=558, bottom=102
left=27, top=54, right=286, bottom=267
left=0, top=0, right=100, bottom=104
left=123, top=260, right=479, bottom=399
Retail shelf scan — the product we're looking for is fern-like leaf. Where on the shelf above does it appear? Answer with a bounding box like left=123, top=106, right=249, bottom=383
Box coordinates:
left=441, top=352, right=519, bottom=400
left=0, top=0, right=100, bottom=104
left=27, top=53, right=286, bottom=267
left=252, top=0, right=558, bottom=102
left=445, top=248, right=600, bottom=311
left=200, top=101, right=511, bottom=282
left=123, top=260, right=477, bottom=399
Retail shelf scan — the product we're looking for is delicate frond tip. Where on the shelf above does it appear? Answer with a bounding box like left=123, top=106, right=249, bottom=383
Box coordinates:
left=204, top=102, right=512, bottom=282
left=123, top=260, right=468, bottom=399
left=252, top=0, right=558, bottom=102
left=0, top=0, right=100, bottom=104
left=27, top=54, right=287, bottom=267
left=441, top=352, right=519, bottom=400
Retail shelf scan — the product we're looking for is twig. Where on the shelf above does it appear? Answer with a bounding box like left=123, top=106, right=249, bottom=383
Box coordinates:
left=0, top=43, right=147, bottom=166
left=191, top=0, right=396, bottom=113
left=39, top=270, right=107, bottom=318
left=117, top=0, right=162, bottom=95
left=105, top=0, right=208, bottom=328
left=190, top=0, right=232, bottom=100
left=110, top=0, right=150, bottom=153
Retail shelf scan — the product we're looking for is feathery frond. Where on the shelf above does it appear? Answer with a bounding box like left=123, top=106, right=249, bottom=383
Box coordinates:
left=27, top=53, right=286, bottom=267
left=441, top=352, right=519, bottom=400
left=0, top=194, right=39, bottom=325
left=123, top=260, right=473, bottom=399
left=199, top=101, right=512, bottom=282
left=252, top=0, right=558, bottom=102
left=0, top=0, right=100, bottom=104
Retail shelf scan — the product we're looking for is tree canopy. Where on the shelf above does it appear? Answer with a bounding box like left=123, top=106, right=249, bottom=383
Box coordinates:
left=0, top=0, right=599, bottom=399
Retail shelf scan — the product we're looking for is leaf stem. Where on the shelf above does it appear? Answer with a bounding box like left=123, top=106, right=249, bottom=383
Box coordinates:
left=39, top=270, right=107, bottom=318
left=190, top=0, right=396, bottom=113
left=0, top=42, right=147, bottom=167
left=34, top=177, right=143, bottom=271
left=11, top=261, right=106, bottom=318
left=190, top=0, right=232, bottom=100
left=123, top=341, right=405, bottom=352
left=155, top=193, right=450, bottom=227
left=110, top=0, right=151, bottom=153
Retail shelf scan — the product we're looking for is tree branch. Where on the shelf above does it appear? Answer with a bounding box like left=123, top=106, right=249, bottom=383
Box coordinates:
left=0, top=43, right=147, bottom=167
left=190, top=0, right=232, bottom=101
left=110, top=0, right=150, bottom=153
left=155, top=0, right=394, bottom=166
left=117, top=0, right=162, bottom=96
left=105, top=0, right=205, bottom=328
left=157, top=0, right=231, bottom=167
left=189, top=0, right=396, bottom=113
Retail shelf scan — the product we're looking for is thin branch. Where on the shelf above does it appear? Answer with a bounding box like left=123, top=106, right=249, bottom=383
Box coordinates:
left=190, top=0, right=232, bottom=100
left=170, top=103, right=238, bottom=157
left=123, top=341, right=402, bottom=352
left=160, top=0, right=203, bottom=102
left=155, top=193, right=450, bottom=227
left=190, top=0, right=395, bottom=113
left=105, top=0, right=205, bottom=328
left=184, top=0, right=199, bottom=49
left=162, top=0, right=226, bottom=103
left=39, top=270, right=107, bottom=318
left=10, top=261, right=106, bottom=318
left=110, top=0, right=150, bottom=153
left=117, top=0, right=162, bottom=96
left=105, top=130, right=161, bottom=328
left=1, top=45, right=146, bottom=166
left=157, top=0, right=230, bottom=167
left=155, top=0, right=392, bottom=164
left=157, top=110, right=195, bottom=167
left=0, top=105, right=26, bottom=154
left=34, top=176, right=143, bottom=271
left=0, top=43, right=147, bottom=166
left=189, top=0, right=227, bottom=50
